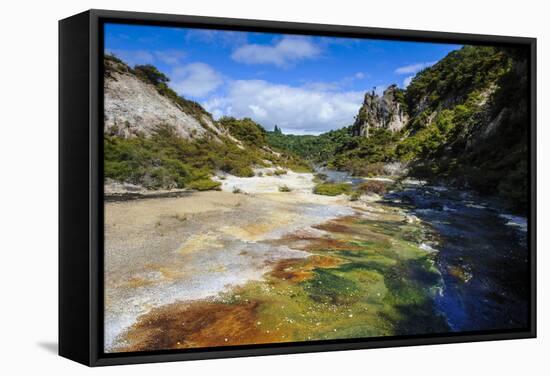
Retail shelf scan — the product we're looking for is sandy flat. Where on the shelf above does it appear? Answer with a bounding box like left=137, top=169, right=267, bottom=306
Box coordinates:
left=104, top=172, right=360, bottom=351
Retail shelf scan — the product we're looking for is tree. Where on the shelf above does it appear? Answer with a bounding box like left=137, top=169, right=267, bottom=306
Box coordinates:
left=134, top=64, right=170, bottom=86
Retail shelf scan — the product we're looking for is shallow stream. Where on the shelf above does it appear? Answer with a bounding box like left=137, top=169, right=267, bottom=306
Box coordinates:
left=105, top=169, right=529, bottom=352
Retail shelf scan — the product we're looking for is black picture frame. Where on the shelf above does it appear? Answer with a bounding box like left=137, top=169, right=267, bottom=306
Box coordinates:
left=59, top=9, right=537, bottom=367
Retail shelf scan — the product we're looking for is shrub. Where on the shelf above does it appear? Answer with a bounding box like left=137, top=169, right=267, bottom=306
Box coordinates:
left=218, top=117, right=267, bottom=148
left=104, top=160, right=133, bottom=182
left=285, top=162, right=312, bottom=173
left=232, top=187, right=242, bottom=194
left=219, top=156, right=256, bottom=177
left=349, top=191, right=361, bottom=201
left=273, top=169, right=287, bottom=176
left=228, top=165, right=255, bottom=177
left=351, top=162, right=386, bottom=177
left=357, top=181, right=388, bottom=195
left=134, top=64, right=170, bottom=86
left=145, top=167, right=177, bottom=189
left=314, top=173, right=328, bottom=182
left=187, top=178, right=221, bottom=191
left=278, top=185, right=292, bottom=192
left=313, top=183, right=352, bottom=196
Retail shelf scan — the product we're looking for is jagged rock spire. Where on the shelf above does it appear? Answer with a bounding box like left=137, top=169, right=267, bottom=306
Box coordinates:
left=352, top=84, right=408, bottom=137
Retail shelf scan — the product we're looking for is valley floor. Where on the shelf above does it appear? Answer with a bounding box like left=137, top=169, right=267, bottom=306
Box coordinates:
left=104, top=170, right=528, bottom=353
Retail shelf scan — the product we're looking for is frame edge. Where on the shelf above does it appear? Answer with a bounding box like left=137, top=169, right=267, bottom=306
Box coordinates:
left=62, top=8, right=538, bottom=367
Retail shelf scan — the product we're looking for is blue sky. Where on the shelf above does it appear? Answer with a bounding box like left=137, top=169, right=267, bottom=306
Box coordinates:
left=105, top=23, right=461, bottom=135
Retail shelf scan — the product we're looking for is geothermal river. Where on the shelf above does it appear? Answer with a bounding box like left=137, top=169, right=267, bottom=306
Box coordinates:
left=103, top=169, right=528, bottom=352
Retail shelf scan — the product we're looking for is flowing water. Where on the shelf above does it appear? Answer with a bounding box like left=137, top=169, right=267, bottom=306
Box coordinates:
left=104, top=169, right=529, bottom=352
left=326, top=170, right=529, bottom=331
left=384, top=183, right=529, bottom=331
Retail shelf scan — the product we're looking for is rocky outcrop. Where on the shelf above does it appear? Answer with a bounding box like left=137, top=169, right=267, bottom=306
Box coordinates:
left=352, top=84, right=408, bottom=137
left=105, top=72, right=213, bottom=139
left=103, top=57, right=230, bottom=142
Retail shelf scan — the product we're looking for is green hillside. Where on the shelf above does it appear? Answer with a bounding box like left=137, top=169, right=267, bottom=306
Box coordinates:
left=265, top=45, right=529, bottom=211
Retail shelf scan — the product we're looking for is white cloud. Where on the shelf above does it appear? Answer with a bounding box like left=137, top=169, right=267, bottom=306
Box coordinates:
left=171, top=63, right=223, bottom=98
left=395, top=61, right=436, bottom=75
left=154, top=50, right=185, bottom=65
left=204, top=80, right=363, bottom=134
left=185, top=29, right=248, bottom=47
left=231, top=36, right=321, bottom=67
left=249, top=104, right=268, bottom=118
left=107, top=48, right=186, bottom=67
left=185, top=29, right=218, bottom=42
left=403, top=75, right=414, bottom=87
left=301, top=81, right=341, bottom=92
left=301, top=72, right=367, bottom=92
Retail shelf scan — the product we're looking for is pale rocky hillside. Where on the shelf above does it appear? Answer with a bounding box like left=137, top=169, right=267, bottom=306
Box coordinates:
left=104, top=57, right=232, bottom=142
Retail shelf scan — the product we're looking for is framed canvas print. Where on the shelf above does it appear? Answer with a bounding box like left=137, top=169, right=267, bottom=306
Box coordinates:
left=59, top=9, right=536, bottom=366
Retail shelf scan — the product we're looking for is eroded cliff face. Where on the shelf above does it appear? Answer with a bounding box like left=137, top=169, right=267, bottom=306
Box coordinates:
left=352, top=84, right=408, bottom=137
left=104, top=58, right=230, bottom=141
